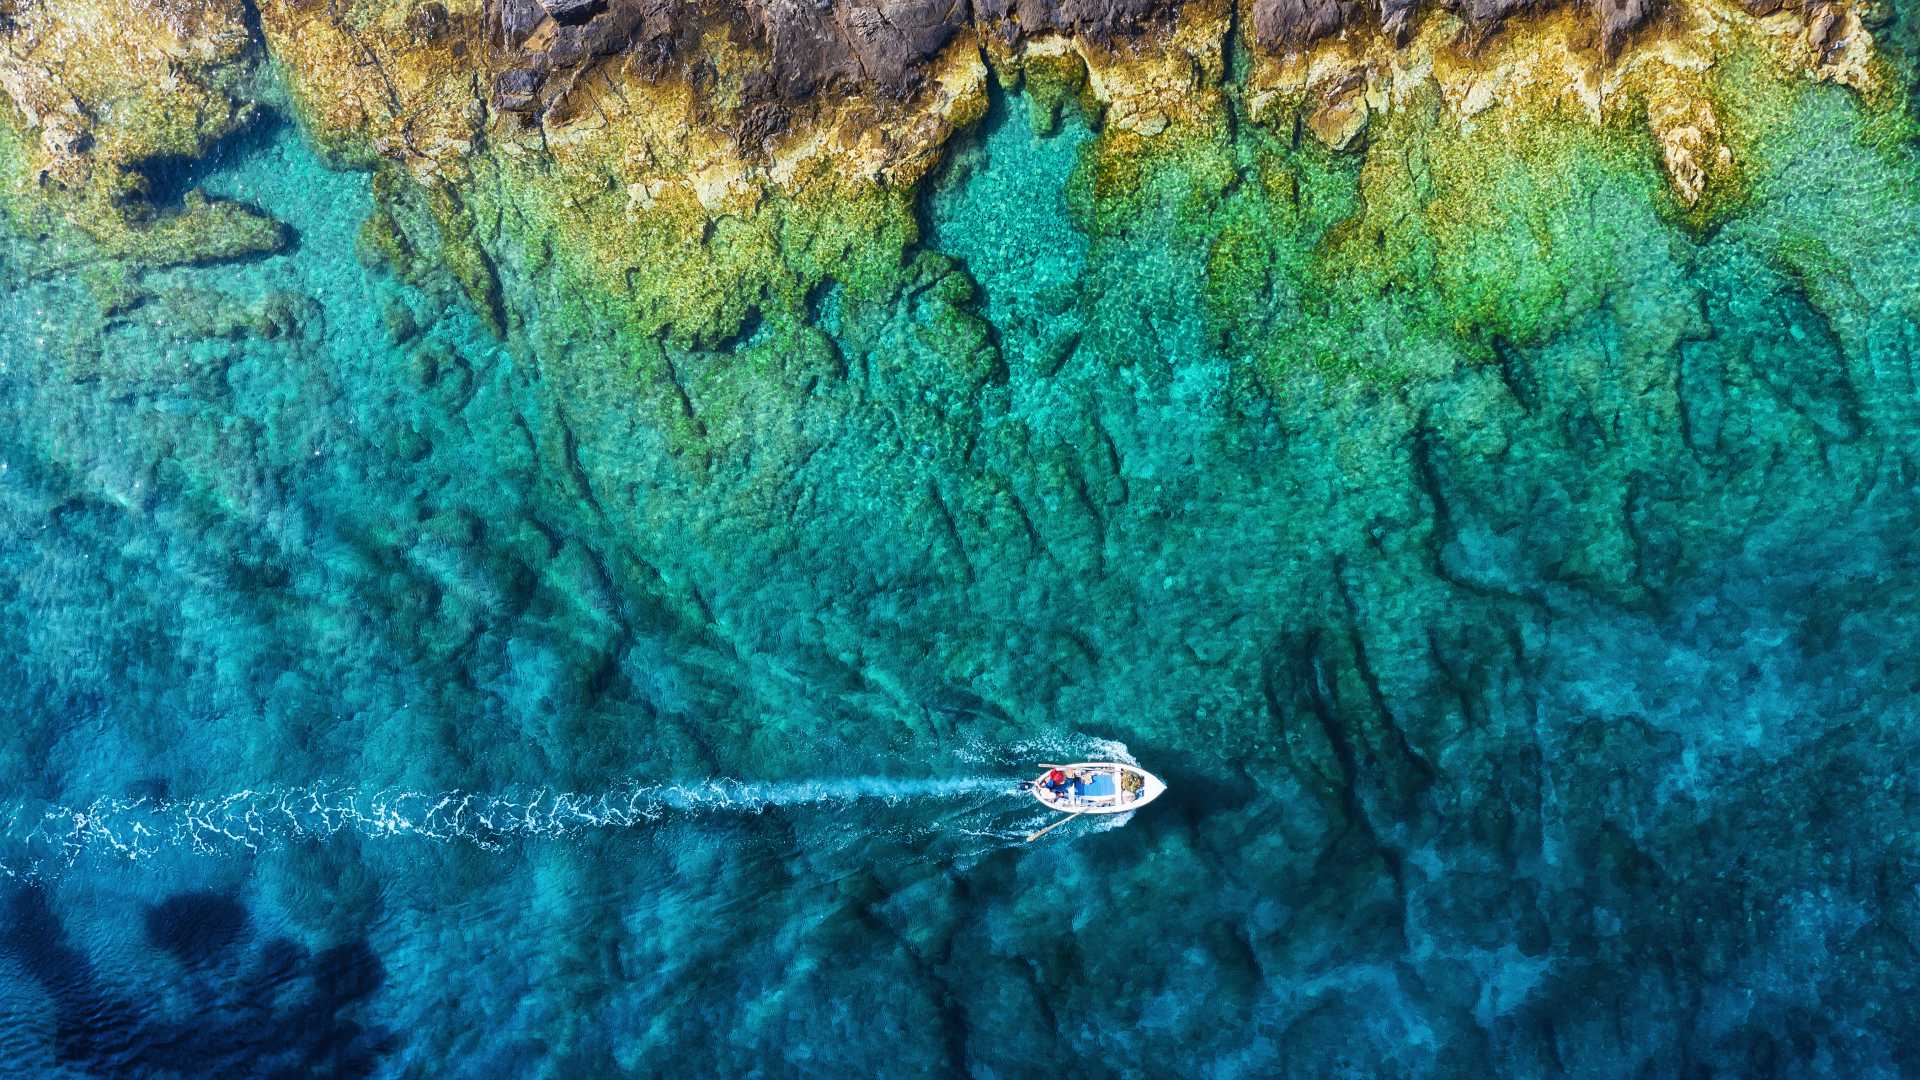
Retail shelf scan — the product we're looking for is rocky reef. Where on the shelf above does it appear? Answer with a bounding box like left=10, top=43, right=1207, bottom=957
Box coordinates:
left=2, top=0, right=1919, bottom=1074
left=0, top=0, right=287, bottom=265
left=0, top=0, right=1896, bottom=296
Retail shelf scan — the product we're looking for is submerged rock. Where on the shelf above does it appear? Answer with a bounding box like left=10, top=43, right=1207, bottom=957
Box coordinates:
left=0, top=0, right=1884, bottom=291
left=0, top=0, right=1914, bottom=1074
left=0, top=0, right=288, bottom=263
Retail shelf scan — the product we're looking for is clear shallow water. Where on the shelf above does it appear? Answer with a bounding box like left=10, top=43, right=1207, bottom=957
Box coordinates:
left=1, top=74, right=1919, bottom=1079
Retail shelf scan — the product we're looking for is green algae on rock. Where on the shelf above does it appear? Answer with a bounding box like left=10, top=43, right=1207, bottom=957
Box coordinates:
left=5, top=0, right=1902, bottom=364
left=240, top=0, right=1906, bottom=397
left=2, top=0, right=1920, bottom=1074
left=0, top=0, right=289, bottom=267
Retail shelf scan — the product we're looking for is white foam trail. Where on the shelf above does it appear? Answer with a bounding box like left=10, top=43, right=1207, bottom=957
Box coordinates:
left=0, top=776, right=1016, bottom=876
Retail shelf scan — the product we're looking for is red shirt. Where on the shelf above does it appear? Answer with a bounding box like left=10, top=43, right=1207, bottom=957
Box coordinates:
left=1046, top=769, right=1066, bottom=784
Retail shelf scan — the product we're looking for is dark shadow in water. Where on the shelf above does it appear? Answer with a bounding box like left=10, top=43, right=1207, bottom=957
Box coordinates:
left=125, top=777, right=171, bottom=803
left=134, top=111, right=289, bottom=213
left=126, top=110, right=305, bottom=263
left=2, top=885, right=396, bottom=1078
left=143, top=890, right=249, bottom=968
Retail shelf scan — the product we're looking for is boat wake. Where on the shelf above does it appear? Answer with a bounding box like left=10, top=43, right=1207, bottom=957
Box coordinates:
left=0, top=735, right=1144, bottom=878
left=0, top=775, right=1021, bottom=879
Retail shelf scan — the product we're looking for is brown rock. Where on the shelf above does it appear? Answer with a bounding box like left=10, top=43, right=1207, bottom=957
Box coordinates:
left=1252, top=0, right=1367, bottom=46
left=408, top=1, right=450, bottom=43
left=1807, top=3, right=1840, bottom=54
left=1594, top=0, right=1657, bottom=58
left=1306, top=77, right=1370, bottom=149
left=491, top=0, right=548, bottom=46
left=493, top=68, right=542, bottom=112
left=539, top=0, right=607, bottom=23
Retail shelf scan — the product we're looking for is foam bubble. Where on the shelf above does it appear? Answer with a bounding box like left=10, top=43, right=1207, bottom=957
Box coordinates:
left=0, top=775, right=1032, bottom=878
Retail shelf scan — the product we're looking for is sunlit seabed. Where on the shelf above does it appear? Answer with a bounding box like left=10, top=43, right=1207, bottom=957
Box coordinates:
left=1, top=76, right=1919, bottom=1078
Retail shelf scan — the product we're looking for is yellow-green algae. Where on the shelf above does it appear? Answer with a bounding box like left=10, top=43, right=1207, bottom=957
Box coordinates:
left=0, top=0, right=289, bottom=268
left=3, top=0, right=1914, bottom=471
left=1039, top=24, right=1914, bottom=404
left=0, top=98, right=287, bottom=272
left=2, top=5, right=1920, bottom=1077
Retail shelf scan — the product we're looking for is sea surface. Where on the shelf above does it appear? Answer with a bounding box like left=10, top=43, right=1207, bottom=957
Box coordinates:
left=2, top=66, right=1920, bottom=1077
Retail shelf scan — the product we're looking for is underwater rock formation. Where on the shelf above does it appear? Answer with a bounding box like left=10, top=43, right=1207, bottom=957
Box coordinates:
left=0, top=0, right=1917, bottom=1074
left=0, top=0, right=287, bottom=264
left=2, top=0, right=1889, bottom=269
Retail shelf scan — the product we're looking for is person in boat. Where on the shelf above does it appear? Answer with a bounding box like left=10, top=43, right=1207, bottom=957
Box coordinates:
left=1040, top=769, right=1070, bottom=800
left=1039, top=768, right=1085, bottom=803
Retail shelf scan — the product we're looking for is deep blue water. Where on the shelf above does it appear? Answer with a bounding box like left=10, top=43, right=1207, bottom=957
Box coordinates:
left=1, top=74, right=1919, bottom=1077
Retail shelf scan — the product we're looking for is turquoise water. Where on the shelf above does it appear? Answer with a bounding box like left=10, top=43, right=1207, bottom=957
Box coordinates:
left=3, top=69, right=1920, bottom=1077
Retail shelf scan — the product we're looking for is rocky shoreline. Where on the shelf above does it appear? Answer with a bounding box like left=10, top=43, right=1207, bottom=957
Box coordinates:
left=0, top=0, right=1892, bottom=272
left=1, top=3, right=1918, bottom=1075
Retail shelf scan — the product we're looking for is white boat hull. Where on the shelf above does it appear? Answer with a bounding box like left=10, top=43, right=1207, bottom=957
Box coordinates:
left=1031, top=762, right=1166, bottom=815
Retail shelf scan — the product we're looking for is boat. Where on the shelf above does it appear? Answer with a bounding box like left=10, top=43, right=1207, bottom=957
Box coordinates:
left=1030, top=762, right=1166, bottom=815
